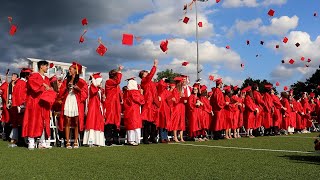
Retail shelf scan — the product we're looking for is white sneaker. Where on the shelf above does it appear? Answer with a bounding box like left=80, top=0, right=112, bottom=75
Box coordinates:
left=8, top=143, right=17, bottom=148
left=28, top=143, right=35, bottom=150
left=38, top=143, right=52, bottom=149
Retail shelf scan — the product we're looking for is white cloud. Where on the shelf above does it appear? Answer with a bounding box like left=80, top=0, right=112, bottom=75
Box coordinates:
left=259, top=16, right=299, bottom=36
left=262, top=0, right=287, bottom=6
left=222, top=0, right=259, bottom=8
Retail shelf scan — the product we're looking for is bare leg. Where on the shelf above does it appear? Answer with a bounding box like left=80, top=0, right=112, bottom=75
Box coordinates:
left=65, top=116, right=71, bottom=148
left=173, top=130, right=179, bottom=142
left=73, top=117, right=79, bottom=148
left=179, top=131, right=185, bottom=142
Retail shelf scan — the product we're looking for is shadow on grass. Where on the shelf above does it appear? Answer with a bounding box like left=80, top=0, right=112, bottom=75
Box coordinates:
left=280, top=154, right=320, bottom=165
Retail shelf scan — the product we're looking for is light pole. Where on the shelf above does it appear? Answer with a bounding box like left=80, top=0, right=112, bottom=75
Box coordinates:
left=195, top=0, right=208, bottom=81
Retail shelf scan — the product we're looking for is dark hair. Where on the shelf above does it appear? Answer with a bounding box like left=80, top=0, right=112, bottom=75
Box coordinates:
left=139, top=70, right=147, bottom=79
left=201, top=90, right=208, bottom=97
left=281, top=92, right=288, bottom=99
left=233, top=88, right=239, bottom=95
left=12, top=73, right=19, bottom=78
left=19, top=72, right=30, bottom=79
left=66, top=72, right=79, bottom=86
left=51, top=81, right=59, bottom=93
left=224, top=91, right=232, bottom=98
left=252, top=84, right=259, bottom=91
left=37, top=61, right=49, bottom=70
left=122, top=86, right=128, bottom=92
left=109, top=69, right=118, bottom=79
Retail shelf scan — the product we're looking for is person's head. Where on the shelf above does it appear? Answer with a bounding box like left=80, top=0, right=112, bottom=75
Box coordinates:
left=20, top=68, right=32, bottom=80
left=192, top=84, right=200, bottom=95
left=302, top=92, right=307, bottom=99
left=69, top=66, right=77, bottom=76
left=92, top=73, right=103, bottom=87
left=201, top=90, right=208, bottom=97
left=138, top=70, right=148, bottom=79
left=11, top=73, right=19, bottom=82
left=127, top=79, right=138, bottom=90
left=270, top=88, right=275, bottom=95
left=169, top=82, right=176, bottom=90
left=253, top=83, right=259, bottom=91
left=181, top=76, right=188, bottom=86
left=233, top=86, right=239, bottom=95
left=122, top=86, right=128, bottom=92
left=37, top=60, right=49, bottom=73
left=109, top=69, right=118, bottom=79
left=215, top=78, right=223, bottom=88
left=281, top=92, right=289, bottom=99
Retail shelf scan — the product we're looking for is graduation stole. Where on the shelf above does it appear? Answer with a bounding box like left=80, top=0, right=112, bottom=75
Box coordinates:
left=6, top=81, right=15, bottom=109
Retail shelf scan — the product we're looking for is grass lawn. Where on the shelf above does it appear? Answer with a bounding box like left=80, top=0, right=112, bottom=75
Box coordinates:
left=1, top=133, right=319, bottom=179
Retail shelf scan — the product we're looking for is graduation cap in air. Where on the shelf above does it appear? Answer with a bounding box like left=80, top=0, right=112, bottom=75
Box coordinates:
left=183, top=4, right=187, bottom=10
left=268, top=9, right=275, bottom=17
left=246, top=40, right=250, bottom=45
left=182, top=61, right=189, bottom=66
left=79, top=29, right=87, bottom=43
left=281, top=60, right=285, bottom=64
left=183, top=17, right=190, bottom=24
left=307, top=58, right=312, bottom=63
left=160, top=40, right=169, bottom=53
left=49, top=63, right=54, bottom=68
left=82, top=18, right=88, bottom=26
left=198, top=22, right=203, bottom=27
left=289, top=59, right=295, bottom=64
left=240, top=63, right=245, bottom=68
left=9, top=25, right=17, bottom=36
left=295, top=42, right=300, bottom=47
left=284, top=86, right=288, bottom=91
left=122, top=34, right=134, bottom=46
left=96, top=39, right=107, bottom=56
left=276, top=45, right=279, bottom=49
left=209, top=75, right=214, bottom=81
left=226, top=45, right=230, bottom=49
left=216, top=0, right=221, bottom=3
left=301, top=57, right=305, bottom=61
left=276, top=82, right=280, bottom=86
left=283, top=37, right=288, bottom=43
left=260, top=41, right=264, bottom=45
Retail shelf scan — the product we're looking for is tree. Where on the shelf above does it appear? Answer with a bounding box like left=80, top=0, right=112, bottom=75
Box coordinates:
left=290, top=68, right=320, bottom=98
left=241, top=77, right=278, bottom=94
left=156, top=69, right=181, bottom=82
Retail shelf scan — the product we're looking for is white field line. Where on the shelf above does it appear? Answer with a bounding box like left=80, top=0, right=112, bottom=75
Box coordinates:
left=169, top=143, right=317, bottom=154
left=269, top=136, right=318, bottom=139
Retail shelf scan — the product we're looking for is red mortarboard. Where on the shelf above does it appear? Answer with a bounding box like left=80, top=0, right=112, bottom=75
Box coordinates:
left=289, top=59, right=295, bottom=64
left=96, top=43, right=107, bottom=56
left=276, top=82, right=280, bottom=86
left=314, top=12, right=317, bottom=17
left=200, top=85, right=207, bottom=92
left=241, top=63, right=244, bottom=68
left=283, top=37, right=288, bottom=43
left=281, top=60, right=285, bottom=64
left=40, top=90, right=57, bottom=105
left=160, top=40, right=169, bottom=53
left=198, top=22, right=203, bottom=27
left=265, top=84, right=273, bottom=90
left=79, top=29, right=87, bottom=44
left=49, top=76, right=57, bottom=83
left=307, top=58, right=312, bottom=63
left=21, top=68, right=32, bottom=73
left=182, top=61, right=189, bottom=66
left=122, top=34, right=134, bottom=46
left=243, top=86, right=252, bottom=93
left=82, top=18, right=88, bottom=26
left=9, top=25, right=17, bottom=36
left=49, top=63, right=54, bottom=68
left=233, top=85, right=238, bottom=91
left=215, top=78, right=222, bottom=84
left=301, top=57, right=305, bottom=61
left=193, top=83, right=199, bottom=89
left=92, top=72, right=102, bottom=79
left=246, top=40, right=250, bottom=45
left=71, top=62, right=82, bottom=74
left=216, top=0, right=221, bottom=3
left=209, top=75, right=214, bottom=81
left=295, top=42, right=300, bottom=47
left=226, top=45, right=230, bottom=49
left=183, top=17, right=190, bottom=24
left=284, top=86, right=288, bottom=91
left=260, top=41, right=264, bottom=45
left=268, top=9, right=275, bottom=17
left=310, top=92, right=315, bottom=98
left=276, top=45, right=279, bottom=49
left=174, top=77, right=184, bottom=81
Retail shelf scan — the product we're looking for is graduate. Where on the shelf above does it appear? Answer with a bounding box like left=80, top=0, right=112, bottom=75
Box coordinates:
left=223, top=85, right=234, bottom=139
left=0, top=73, right=19, bottom=142
left=294, top=97, right=304, bottom=133
left=22, top=61, right=54, bottom=150
left=104, top=66, right=123, bottom=146
left=243, top=86, right=259, bottom=138
left=252, top=84, right=265, bottom=135
left=83, top=73, right=105, bottom=147
left=288, top=90, right=297, bottom=134
left=169, top=78, right=185, bottom=142
left=139, top=59, right=159, bottom=144
left=199, top=85, right=212, bottom=141
left=280, top=92, right=291, bottom=134
left=59, top=62, right=88, bottom=149
left=157, top=78, right=171, bottom=143
left=262, top=84, right=274, bottom=136
left=187, top=83, right=202, bottom=140
left=271, top=89, right=283, bottom=135
left=231, top=86, right=242, bottom=138
left=210, top=78, right=226, bottom=140
left=300, top=92, right=311, bottom=133
left=124, top=78, right=145, bottom=146
left=9, top=68, right=32, bottom=147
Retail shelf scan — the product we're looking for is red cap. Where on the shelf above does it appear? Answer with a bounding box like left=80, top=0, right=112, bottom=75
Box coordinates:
left=81, top=18, right=88, bottom=26
left=216, top=0, right=221, bottom=3
left=21, top=68, right=32, bottom=73
left=301, top=57, right=305, bottom=61
left=40, top=90, right=57, bottom=105
left=193, top=83, right=199, bottom=89
left=71, top=62, right=83, bottom=74
left=49, top=63, right=54, bottom=68
left=276, top=82, right=280, bottom=86
left=295, top=42, right=300, bottom=47
left=49, top=76, right=57, bottom=83
left=223, top=86, right=231, bottom=92
left=246, top=40, right=250, bottom=45
left=215, top=78, right=222, bottom=85
left=226, top=45, right=230, bottom=49
left=96, top=43, right=107, bottom=56
left=283, top=37, right=288, bottom=43
left=198, top=22, right=203, bottom=27
left=310, top=92, right=315, bottom=98
left=79, top=36, right=85, bottom=43
left=284, top=86, right=288, bottom=91
left=9, top=25, right=17, bottom=36
left=242, top=86, right=251, bottom=93
left=160, top=40, right=169, bottom=53
left=276, top=44, right=279, bottom=49
left=174, top=76, right=184, bottom=81
left=182, top=61, right=189, bottom=66
left=200, top=85, right=207, bottom=92
left=209, top=75, right=214, bottom=81
left=122, top=34, right=134, bottom=46
left=265, top=84, right=273, bottom=90
left=307, top=58, right=312, bottom=63
left=289, top=59, right=295, bottom=64
left=268, top=9, right=275, bottom=17
left=183, top=17, right=190, bottom=24
left=92, top=72, right=102, bottom=79
left=233, top=85, right=238, bottom=91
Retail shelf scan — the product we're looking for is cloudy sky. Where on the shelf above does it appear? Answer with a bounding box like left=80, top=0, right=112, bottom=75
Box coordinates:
left=0, top=0, right=319, bottom=89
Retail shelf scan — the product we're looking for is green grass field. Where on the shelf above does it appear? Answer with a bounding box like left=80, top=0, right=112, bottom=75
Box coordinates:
left=1, top=133, right=319, bottom=179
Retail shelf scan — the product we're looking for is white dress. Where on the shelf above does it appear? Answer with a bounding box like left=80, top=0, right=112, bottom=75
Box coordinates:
left=64, top=88, right=79, bottom=117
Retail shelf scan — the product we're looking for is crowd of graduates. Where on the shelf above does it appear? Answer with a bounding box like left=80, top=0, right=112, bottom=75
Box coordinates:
left=0, top=59, right=319, bottom=150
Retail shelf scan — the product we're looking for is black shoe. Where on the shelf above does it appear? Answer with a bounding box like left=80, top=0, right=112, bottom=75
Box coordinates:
left=143, top=140, right=149, bottom=144
left=150, top=139, right=158, bottom=144
left=106, top=142, right=112, bottom=146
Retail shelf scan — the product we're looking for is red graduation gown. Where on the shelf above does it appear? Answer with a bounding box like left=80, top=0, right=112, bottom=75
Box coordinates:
left=85, top=85, right=104, bottom=132
left=105, top=72, right=122, bottom=129
left=280, top=98, right=291, bottom=130
left=253, top=90, right=265, bottom=129
left=0, top=82, right=10, bottom=123
left=224, top=95, right=234, bottom=129
left=301, top=98, right=311, bottom=128
left=169, top=88, right=185, bottom=131
left=244, top=95, right=256, bottom=129
left=200, top=96, right=212, bottom=130
left=22, top=73, right=51, bottom=138
left=210, top=88, right=226, bottom=131
left=11, top=79, right=27, bottom=127
left=262, top=93, right=273, bottom=129
left=188, top=94, right=201, bottom=137
left=140, top=66, right=159, bottom=124
left=231, top=95, right=241, bottom=129
left=289, top=99, right=297, bottom=128
left=124, top=90, right=145, bottom=130
left=295, top=101, right=303, bottom=130
left=271, top=94, right=282, bottom=128
left=58, top=78, right=88, bottom=132
left=157, top=80, right=171, bottom=129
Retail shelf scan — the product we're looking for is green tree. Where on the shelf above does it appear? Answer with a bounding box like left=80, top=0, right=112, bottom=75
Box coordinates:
left=241, top=77, right=278, bottom=94
left=156, top=69, right=181, bottom=82
left=290, top=68, right=320, bottom=98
